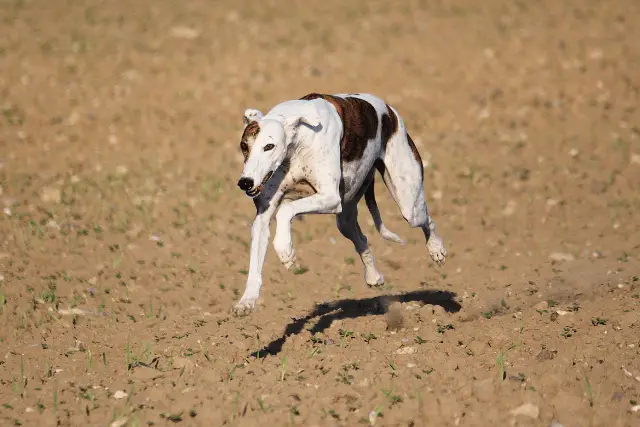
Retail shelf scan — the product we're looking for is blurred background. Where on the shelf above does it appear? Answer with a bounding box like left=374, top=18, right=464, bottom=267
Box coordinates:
left=1, top=0, right=639, bottom=426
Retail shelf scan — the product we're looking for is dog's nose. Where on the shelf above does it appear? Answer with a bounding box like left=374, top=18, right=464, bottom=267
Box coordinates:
left=237, top=177, right=254, bottom=191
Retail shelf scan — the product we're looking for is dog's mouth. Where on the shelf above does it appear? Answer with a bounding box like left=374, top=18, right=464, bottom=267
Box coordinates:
left=245, top=187, right=261, bottom=198
left=244, top=171, right=274, bottom=198
left=261, top=170, right=274, bottom=185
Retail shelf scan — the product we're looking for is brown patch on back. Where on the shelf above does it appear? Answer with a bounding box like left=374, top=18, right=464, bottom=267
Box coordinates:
left=381, top=104, right=398, bottom=148
left=300, top=93, right=379, bottom=162
left=407, top=133, right=424, bottom=179
left=240, top=121, right=260, bottom=162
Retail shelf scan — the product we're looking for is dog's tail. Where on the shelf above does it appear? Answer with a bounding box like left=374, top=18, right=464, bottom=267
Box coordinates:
left=364, top=179, right=405, bottom=244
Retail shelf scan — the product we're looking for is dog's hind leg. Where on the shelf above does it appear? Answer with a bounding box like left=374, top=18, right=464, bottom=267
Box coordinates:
left=377, top=112, right=447, bottom=265
left=364, top=179, right=404, bottom=245
left=336, top=202, right=385, bottom=287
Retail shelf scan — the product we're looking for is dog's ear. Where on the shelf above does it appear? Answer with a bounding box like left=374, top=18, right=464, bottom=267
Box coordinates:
left=284, top=105, right=321, bottom=131
left=243, top=108, right=264, bottom=126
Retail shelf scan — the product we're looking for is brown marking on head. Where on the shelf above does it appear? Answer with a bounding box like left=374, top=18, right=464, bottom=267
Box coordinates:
left=240, top=121, right=260, bottom=162
left=299, top=93, right=378, bottom=162
left=381, top=104, right=398, bottom=149
left=406, top=133, right=424, bottom=179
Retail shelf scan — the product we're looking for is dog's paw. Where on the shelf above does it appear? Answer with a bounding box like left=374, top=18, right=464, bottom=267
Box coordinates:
left=279, top=247, right=297, bottom=270
left=427, top=236, right=447, bottom=266
left=274, top=238, right=296, bottom=270
left=232, top=299, right=257, bottom=317
left=365, top=268, right=385, bottom=287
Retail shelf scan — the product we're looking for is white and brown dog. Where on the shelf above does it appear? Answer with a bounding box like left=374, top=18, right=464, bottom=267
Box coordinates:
left=232, top=93, right=447, bottom=316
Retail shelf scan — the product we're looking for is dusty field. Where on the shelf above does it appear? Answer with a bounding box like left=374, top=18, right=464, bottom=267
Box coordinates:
left=1, top=0, right=639, bottom=426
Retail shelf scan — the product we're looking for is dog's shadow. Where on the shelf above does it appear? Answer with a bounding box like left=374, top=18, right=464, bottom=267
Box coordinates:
left=251, top=289, right=461, bottom=358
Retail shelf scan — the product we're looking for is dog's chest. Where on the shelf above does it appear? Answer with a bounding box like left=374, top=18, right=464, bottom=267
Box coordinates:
left=283, top=179, right=317, bottom=201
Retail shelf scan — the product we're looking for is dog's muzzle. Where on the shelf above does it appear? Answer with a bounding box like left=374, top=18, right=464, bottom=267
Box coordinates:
left=238, top=172, right=274, bottom=198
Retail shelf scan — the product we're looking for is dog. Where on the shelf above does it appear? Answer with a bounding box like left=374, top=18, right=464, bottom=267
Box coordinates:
left=232, top=93, right=447, bottom=316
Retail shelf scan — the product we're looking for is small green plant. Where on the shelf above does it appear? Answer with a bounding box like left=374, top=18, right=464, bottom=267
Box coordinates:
left=585, top=376, right=594, bottom=407
left=361, top=332, right=377, bottom=343
left=436, top=324, right=454, bottom=334
left=496, top=344, right=517, bottom=381
left=293, top=266, right=309, bottom=275
left=414, top=336, right=427, bottom=344
left=53, top=385, right=58, bottom=412
left=591, top=317, right=607, bottom=326
left=280, top=356, right=287, bottom=382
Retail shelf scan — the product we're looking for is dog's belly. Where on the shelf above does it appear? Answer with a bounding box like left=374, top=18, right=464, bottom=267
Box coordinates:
left=341, top=158, right=377, bottom=202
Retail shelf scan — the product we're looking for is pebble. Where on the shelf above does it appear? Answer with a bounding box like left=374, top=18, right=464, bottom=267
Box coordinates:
left=111, top=418, right=128, bottom=427
left=113, top=390, right=128, bottom=400
left=40, top=186, right=61, bottom=204
left=510, top=403, right=539, bottom=419
left=549, top=252, right=575, bottom=262
left=394, top=346, right=416, bottom=355
left=533, top=301, right=549, bottom=311
left=170, top=26, right=200, bottom=40
left=549, top=422, right=565, bottom=427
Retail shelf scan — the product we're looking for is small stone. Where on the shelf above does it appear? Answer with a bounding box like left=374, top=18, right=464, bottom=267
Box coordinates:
left=113, top=390, right=128, bottom=400
left=115, top=165, right=128, bottom=176
left=630, top=153, right=640, bottom=165
left=631, top=404, right=640, bottom=412
left=549, top=252, right=574, bottom=262
left=40, top=186, right=61, bottom=204
left=591, top=250, right=603, bottom=259
left=611, top=391, right=624, bottom=402
left=569, top=148, right=579, bottom=158
left=549, top=422, right=565, bottom=427
left=111, top=418, right=128, bottom=427
left=170, top=26, right=200, bottom=40
left=394, top=346, right=416, bottom=355
left=535, top=349, right=556, bottom=361
left=510, top=403, right=539, bottom=419
left=533, top=301, right=549, bottom=311
left=502, top=200, right=517, bottom=216
left=67, top=111, right=80, bottom=126
left=25, top=407, right=34, bottom=413
left=369, top=409, right=379, bottom=425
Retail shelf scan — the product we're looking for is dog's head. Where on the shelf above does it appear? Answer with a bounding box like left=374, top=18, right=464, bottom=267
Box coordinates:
left=237, top=105, right=320, bottom=198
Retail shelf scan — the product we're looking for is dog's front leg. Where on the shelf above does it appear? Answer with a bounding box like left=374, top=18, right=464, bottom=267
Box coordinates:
left=232, top=196, right=281, bottom=317
left=273, top=190, right=342, bottom=269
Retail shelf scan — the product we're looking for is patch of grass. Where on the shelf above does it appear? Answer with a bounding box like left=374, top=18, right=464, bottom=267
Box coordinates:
left=293, top=266, right=309, bottom=275
left=361, top=332, right=377, bottom=343
left=560, top=326, right=577, bottom=338
left=345, top=257, right=355, bottom=265
left=436, top=323, right=454, bottom=334
left=591, top=317, right=607, bottom=326
left=414, top=336, right=427, bottom=344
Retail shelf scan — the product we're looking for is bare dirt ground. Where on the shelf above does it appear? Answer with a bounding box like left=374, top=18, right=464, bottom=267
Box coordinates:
left=1, top=0, right=639, bottom=426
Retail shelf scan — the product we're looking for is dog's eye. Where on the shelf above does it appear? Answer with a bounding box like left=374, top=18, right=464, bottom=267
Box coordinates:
left=263, top=143, right=275, bottom=151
